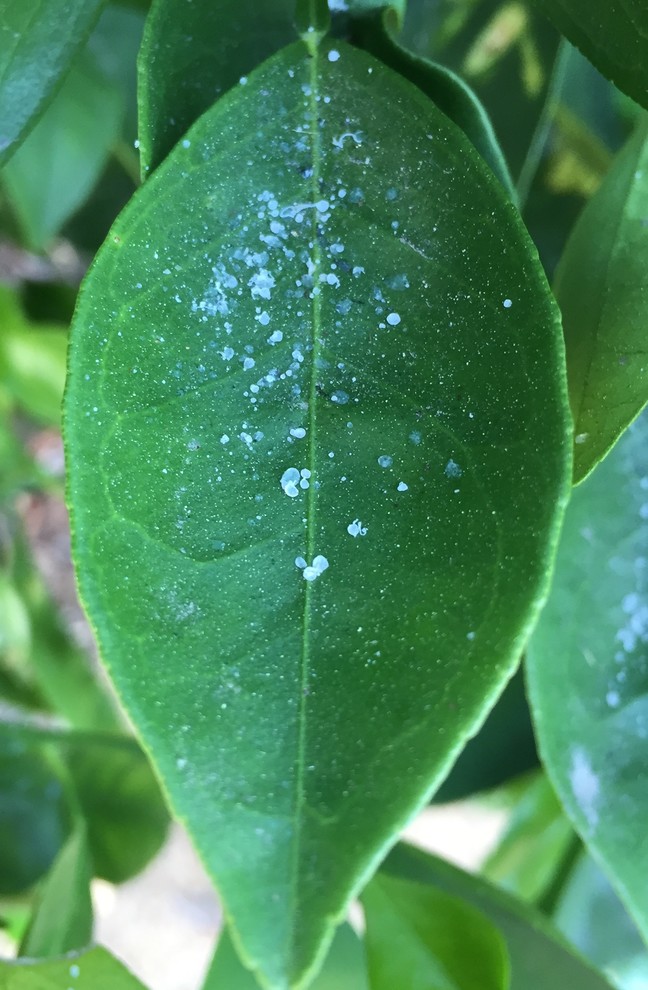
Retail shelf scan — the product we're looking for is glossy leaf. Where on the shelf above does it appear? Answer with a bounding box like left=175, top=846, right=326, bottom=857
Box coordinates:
left=0, top=0, right=105, bottom=165
left=351, top=9, right=516, bottom=198
left=19, top=830, right=93, bottom=958
left=555, top=117, right=648, bottom=483
left=66, top=38, right=570, bottom=990
left=385, top=843, right=615, bottom=990
left=1, top=46, right=122, bottom=252
left=530, top=0, right=648, bottom=111
left=362, top=873, right=509, bottom=990
left=204, top=925, right=368, bottom=990
left=137, top=0, right=296, bottom=175
left=0, top=946, right=147, bottom=990
left=0, top=732, right=72, bottom=896
left=527, top=407, right=648, bottom=945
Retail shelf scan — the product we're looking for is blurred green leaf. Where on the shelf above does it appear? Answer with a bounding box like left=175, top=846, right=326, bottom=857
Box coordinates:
left=0, top=286, right=67, bottom=427
left=352, top=8, right=515, bottom=197
left=2, top=47, right=122, bottom=252
left=137, top=0, right=297, bottom=175
left=0, top=946, right=147, bottom=989
left=527, top=406, right=648, bottom=947
left=554, top=852, right=648, bottom=990
left=385, top=843, right=615, bottom=990
left=0, top=0, right=106, bottom=165
left=554, top=117, right=648, bottom=483
left=530, top=0, right=648, bottom=111
left=0, top=733, right=72, bottom=896
left=363, top=873, right=509, bottom=990
left=203, top=924, right=368, bottom=990
left=482, top=771, right=575, bottom=904
left=19, top=829, right=93, bottom=957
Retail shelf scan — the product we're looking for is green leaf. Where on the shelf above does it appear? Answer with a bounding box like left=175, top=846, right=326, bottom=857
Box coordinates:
left=362, top=874, right=509, bottom=990
left=530, top=0, right=648, bottom=111
left=204, top=924, right=368, bottom=990
left=0, top=733, right=72, bottom=896
left=0, top=287, right=67, bottom=427
left=137, top=0, right=297, bottom=176
left=0, top=946, right=148, bottom=990
left=351, top=9, right=516, bottom=198
left=482, top=771, right=576, bottom=904
left=1, top=43, right=123, bottom=252
left=555, top=117, right=648, bottom=483
left=19, top=830, right=93, bottom=958
left=0, top=0, right=106, bottom=165
left=65, top=38, right=570, bottom=990
left=527, top=406, right=648, bottom=946
left=384, top=843, right=615, bottom=990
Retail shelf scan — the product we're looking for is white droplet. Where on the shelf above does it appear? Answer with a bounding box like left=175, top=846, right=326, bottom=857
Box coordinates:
left=397, top=481, right=408, bottom=492
left=378, top=455, right=393, bottom=468
left=220, top=434, right=230, bottom=444
left=268, top=330, right=283, bottom=344
left=503, top=298, right=513, bottom=309
left=328, top=49, right=340, bottom=62
left=386, top=312, right=401, bottom=326
left=347, top=519, right=368, bottom=537
left=295, top=557, right=307, bottom=569
left=281, top=467, right=301, bottom=497
left=290, top=427, right=306, bottom=439
left=444, top=459, right=462, bottom=479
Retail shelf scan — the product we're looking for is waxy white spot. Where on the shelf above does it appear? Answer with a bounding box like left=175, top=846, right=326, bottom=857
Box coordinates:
left=386, top=312, right=401, bottom=326
left=503, top=298, right=513, bottom=309
left=347, top=519, right=368, bottom=537
left=328, top=49, right=340, bottom=62
left=397, top=481, right=409, bottom=492
left=378, top=455, right=393, bottom=468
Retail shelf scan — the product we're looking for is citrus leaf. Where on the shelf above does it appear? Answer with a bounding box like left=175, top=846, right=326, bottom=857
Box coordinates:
left=527, top=407, right=648, bottom=947
left=362, top=874, right=509, bottom=990
left=385, top=843, right=616, bottom=990
left=555, top=117, right=648, bottom=483
left=530, top=0, right=648, bottom=111
left=65, top=38, right=570, bottom=990
left=0, top=947, right=147, bottom=990
left=137, top=0, right=297, bottom=176
left=0, top=0, right=106, bottom=165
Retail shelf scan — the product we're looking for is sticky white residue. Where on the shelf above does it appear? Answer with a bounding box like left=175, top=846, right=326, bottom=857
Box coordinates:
left=397, top=481, right=408, bottom=492
left=248, top=269, right=275, bottom=300
left=243, top=357, right=255, bottom=370
left=616, top=591, right=648, bottom=652
left=328, top=0, right=349, bottom=9
left=503, top=298, right=513, bottom=309
left=347, top=519, right=368, bottom=537
left=328, top=49, right=341, bottom=62
left=256, top=311, right=270, bottom=325
left=290, top=427, right=306, bottom=439
left=606, top=689, right=620, bottom=708
left=281, top=468, right=300, bottom=497
left=69, top=966, right=80, bottom=979
left=220, top=346, right=234, bottom=360
left=569, top=747, right=600, bottom=829
left=296, top=555, right=329, bottom=581
left=386, top=312, right=401, bottom=326
left=574, top=433, right=589, bottom=444
left=332, top=132, right=363, bottom=149
left=409, top=431, right=421, bottom=445
left=220, top=434, right=230, bottom=445
left=378, top=455, right=393, bottom=468
left=268, top=330, right=283, bottom=345
left=445, top=459, right=462, bottom=479
left=181, top=139, right=191, bottom=149
left=331, top=390, right=349, bottom=404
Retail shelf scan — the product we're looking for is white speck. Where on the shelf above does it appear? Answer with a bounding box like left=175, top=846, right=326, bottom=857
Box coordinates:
left=243, top=357, right=255, bottom=370
left=347, top=519, right=368, bottom=537
left=397, top=481, right=408, bottom=492
left=240, top=76, right=248, bottom=85
left=281, top=467, right=300, bottom=497
left=290, top=427, right=306, bottom=439
left=176, top=757, right=187, bottom=770
left=220, top=434, right=230, bottom=444
left=409, top=431, right=421, bottom=445
left=503, top=298, right=513, bottom=309
left=575, top=433, right=589, bottom=444
left=569, top=747, right=599, bottom=829
left=256, top=311, right=271, bottom=325
left=268, top=330, right=283, bottom=344
left=181, top=139, right=191, bottom=148
left=378, top=455, right=393, bottom=468
left=328, top=49, right=340, bottom=62
left=606, top=689, right=620, bottom=708
left=220, top=346, right=234, bottom=360
left=316, top=199, right=330, bottom=213
left=445, top=459, right=462, bottom=478
left=69, top=966, right=80, bottom=979
left=466, top=631, right=476, bottom=641
left=386, top=312, right=401, bottom=326
left=295, top=557, right=307, bottom=569
left=331, top=390, right=349, bottom=404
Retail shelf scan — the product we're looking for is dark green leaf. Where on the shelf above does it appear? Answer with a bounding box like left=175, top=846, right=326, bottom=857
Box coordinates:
left=1, top=45, right=122, bottom=252
left=0, top=0, right=106, bottom=165
left=527, top=407, right=648, bottom=945
left=555, top=117, right=648, bottom=483
left=384, top=843, right=615, bottom=990
left=0, top=733, right=72, bottom=896
left=362, top=873, right=509, bottom=990
left=204, top=924, right=368, bottom=990
left=530, top=0, right=648, bottom=111
left=66, top=39, right=570, bottom=989
left=19, top=830, right=93, bottom=957
left=0, top=946, right=147, bottom=990
left=137, top=0, right=297, bottom=176
left=351, top=9, right=515, bottom=198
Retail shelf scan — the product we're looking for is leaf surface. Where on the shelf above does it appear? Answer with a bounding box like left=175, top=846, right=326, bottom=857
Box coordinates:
left=530, top=0, right=648, bottom=111
left=527, top=407, right=648, bottom=945
left=556, top=118, right=648, bottom=483
left=0, top=0, right=105, bottom=164
left=137, top=0, right=297, bottom=175
left=385, top=843, right=615, bottom=990
left=362, top=874, right=509, bottom=990
left=0, top=947, right=147, bottom=990
left=65, top=38, right=570, bottom=990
